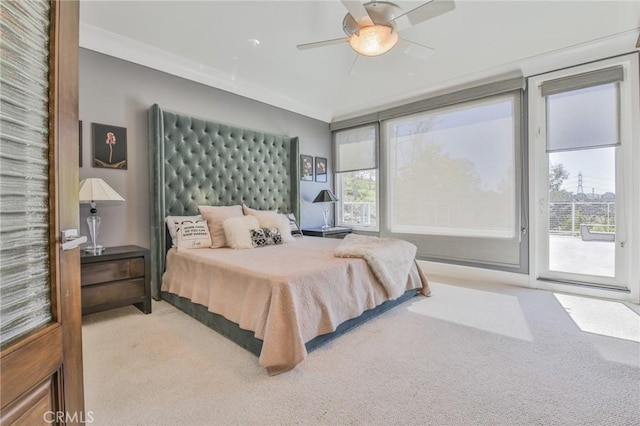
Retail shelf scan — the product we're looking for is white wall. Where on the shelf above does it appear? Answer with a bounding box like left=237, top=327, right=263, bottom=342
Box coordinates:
left=79, top=49, right=332, bottom=249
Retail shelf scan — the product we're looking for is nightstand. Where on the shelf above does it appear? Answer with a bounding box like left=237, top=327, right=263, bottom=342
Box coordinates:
left=302, top=226, right=353, bottom=239
left=80, top=245, right=151, bottom=315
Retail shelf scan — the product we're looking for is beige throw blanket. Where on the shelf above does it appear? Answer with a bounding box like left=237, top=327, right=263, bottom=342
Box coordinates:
left=334, top=234, right=418, bottom=300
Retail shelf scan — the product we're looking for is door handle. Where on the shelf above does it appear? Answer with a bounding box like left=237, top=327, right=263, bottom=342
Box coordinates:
left=61, top=229, right=87, bottom=251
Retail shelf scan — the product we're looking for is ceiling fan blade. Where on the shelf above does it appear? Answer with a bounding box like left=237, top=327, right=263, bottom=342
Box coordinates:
left=396, top=39, right=435, bottom=61
left=341, top=0, right=373, bottom=25
left=392, top=0, right=455, bottom=31
left=349, top=40, right=434, bottom=77
left=297, top=37, right=349, bottom=51
left=350, top=53, right=384, bottom=76
left=349, top=54, right=361, bottom=75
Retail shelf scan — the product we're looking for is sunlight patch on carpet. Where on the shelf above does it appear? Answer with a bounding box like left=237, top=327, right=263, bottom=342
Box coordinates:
left=408, top=283, right=533, bottom=341
left=554, top=293, right=640, bottom=342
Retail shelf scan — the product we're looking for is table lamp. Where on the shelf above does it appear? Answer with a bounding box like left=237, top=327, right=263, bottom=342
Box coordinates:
left=313, top=189, right=338, bottom=230
left=79, top=178, right=125, bottom=254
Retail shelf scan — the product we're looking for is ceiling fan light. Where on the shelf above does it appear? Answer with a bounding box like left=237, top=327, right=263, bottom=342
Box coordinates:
left=349, top=25, right=399, bottom=57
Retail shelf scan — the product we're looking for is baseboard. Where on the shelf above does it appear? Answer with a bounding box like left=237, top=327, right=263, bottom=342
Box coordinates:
left=419, top=260, right=531, bottom=288
left=419, top=260, right=639, bottom=304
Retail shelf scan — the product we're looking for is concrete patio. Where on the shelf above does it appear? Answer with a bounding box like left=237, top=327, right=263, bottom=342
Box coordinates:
left=549, top=235, right=615, bottom=277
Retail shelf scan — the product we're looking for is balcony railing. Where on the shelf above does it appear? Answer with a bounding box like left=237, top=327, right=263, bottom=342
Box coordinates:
left=549, top=201, right=615, bottom=237
left=341, top=201, right=376, bottom=226
left=341, top=201, right=615, bottom=236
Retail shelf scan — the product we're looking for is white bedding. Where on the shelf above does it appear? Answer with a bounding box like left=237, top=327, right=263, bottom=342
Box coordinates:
left=161, top=236, right=429, bottom=374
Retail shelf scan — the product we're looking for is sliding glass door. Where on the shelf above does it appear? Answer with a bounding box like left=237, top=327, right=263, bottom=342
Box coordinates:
left=530, top=55, right=638, bottom=291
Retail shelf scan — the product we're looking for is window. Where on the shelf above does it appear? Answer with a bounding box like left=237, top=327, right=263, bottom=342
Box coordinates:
left=386, top=95, right=518, bottom=239
left=331, top=78, right=526, bottom=271
left=333, top=124, right=378, bottom=230
left=337, top=170, right=378, bottom=228
left=529, top=56, right=638, bottom=293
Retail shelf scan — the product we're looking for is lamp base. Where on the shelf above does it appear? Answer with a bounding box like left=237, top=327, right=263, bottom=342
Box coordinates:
left=84, top=245, right=105, bottom=255
left=322, top=206, right=331, bottom=230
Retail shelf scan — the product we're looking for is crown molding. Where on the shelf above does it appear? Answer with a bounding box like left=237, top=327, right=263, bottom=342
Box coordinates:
left=333, top=28, right=640, bottom=121
left=79, top=22, right=332, bottom=123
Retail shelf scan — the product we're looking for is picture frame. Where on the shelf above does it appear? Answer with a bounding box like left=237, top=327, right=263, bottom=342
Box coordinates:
left=300, top=154, right=313, bottom=181
left=315, top=157, right=327, bottom=183
left=92, top=122, right=127, bottom=169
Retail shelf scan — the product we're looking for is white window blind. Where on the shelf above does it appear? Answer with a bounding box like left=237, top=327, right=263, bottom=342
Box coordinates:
left=334, top=124, right=377, bottom=173
left=546, top=83, right=620, bottom=153
left=334, top=124, right=379, bottom=230
left=387, top=94, right=518, bottom=239
left=0, top=0, right=52, bottom=346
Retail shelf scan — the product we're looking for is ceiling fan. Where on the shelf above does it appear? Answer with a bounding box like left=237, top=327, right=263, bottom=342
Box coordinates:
left=297, top=0, right=455, bottom=59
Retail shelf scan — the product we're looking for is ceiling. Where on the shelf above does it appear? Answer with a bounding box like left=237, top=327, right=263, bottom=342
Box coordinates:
left=79, top=1, right=640, bottom=123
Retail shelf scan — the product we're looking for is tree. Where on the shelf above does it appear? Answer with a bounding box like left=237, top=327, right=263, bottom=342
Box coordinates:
left=549, top=163, right=569, bottom=192
left=549, top=163, right=573, bottom=202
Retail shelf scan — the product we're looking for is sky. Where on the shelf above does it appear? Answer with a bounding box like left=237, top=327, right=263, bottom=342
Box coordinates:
left=550, top=147, right=616, bottom=195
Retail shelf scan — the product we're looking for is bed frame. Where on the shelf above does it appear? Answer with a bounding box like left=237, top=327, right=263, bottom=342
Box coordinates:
left=148, top=104, right=417, bottom=358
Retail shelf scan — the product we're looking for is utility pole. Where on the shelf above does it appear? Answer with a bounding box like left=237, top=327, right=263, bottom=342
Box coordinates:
left=577, top=171, right=584, bottom=195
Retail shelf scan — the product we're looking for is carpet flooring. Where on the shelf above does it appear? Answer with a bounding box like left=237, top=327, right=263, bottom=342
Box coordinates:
left=82, top=280, right=640, bottom=426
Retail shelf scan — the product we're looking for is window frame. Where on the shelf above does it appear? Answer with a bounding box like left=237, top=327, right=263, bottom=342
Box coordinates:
left=379, top=89, right=527, bottom=272
left=330, top=77, right=528, bottom=273
left=335, top=169, right=380, bottom=232
left=528, top=53, right=639, bottom=298
left=384, top=93, right=520, bottom=240
left=333, top=123, right=380, bottom=232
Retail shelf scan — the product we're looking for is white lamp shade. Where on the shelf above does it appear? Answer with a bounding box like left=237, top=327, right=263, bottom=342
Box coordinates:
left=79, top=178, right=125, bottom=204
left=349, top=25, right=398, bottom=57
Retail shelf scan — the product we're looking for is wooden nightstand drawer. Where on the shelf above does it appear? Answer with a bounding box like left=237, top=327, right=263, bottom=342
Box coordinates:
left=82, top=278, right=146, bottom=311
left=80, top=245, right=151, bottom=315
left=302, top=227, right=352, bottom=239
left=81, top=257, right=144, bottom=286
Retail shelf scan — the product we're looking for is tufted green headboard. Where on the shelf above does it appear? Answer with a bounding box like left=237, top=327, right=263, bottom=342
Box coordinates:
left=148, top=104, right=300, bottom=298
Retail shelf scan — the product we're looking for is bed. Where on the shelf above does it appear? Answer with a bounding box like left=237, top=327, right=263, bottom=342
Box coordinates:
left=148, top=104, right=429, bottom=374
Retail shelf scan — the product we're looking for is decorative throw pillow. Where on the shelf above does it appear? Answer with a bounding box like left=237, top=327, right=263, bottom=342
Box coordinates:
left=175, top=219, right=212, bottom=251
left=165, top=215, right=202, bottom=247
left=250, top=228, right=283, bottom=248
left=223, top=215, right=260, bottom=249
left=244, top=209, right=295, bottom=243
left=242, top=204, right=277, bottom=216
left=198, top=205, right=244, bottom=248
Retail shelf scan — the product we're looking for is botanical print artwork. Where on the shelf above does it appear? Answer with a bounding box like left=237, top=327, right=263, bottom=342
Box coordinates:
left=92, top=123, right=127, bottom=169
left=315, top=157, right=327, bottom=183
left=301, top=154, right=313, bottom=181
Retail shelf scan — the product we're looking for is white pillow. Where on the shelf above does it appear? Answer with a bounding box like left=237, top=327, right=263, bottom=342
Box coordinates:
left=246, top=211, right=295, bottom=243
left=223, top=215, right=260, bottom=249
left=165, top=215, right=202, bottom=247
left=176, top=219, right=212, bottom=251
left=242, top=204, right=277, bottom=216
left=198, top=205, right=244, bottom=248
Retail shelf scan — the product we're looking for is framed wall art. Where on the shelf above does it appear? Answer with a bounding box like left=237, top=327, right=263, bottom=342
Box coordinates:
left=315, top=157, right=327, bottom=183
left=92, top=122, right=127, bottom=169
left=300, top=154, right=313, bottom=181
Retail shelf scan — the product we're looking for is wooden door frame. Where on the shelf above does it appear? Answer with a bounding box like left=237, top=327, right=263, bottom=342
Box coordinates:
left=50, top=0, right=84, bottom=417
left=0, top=1, right=83, bottom=423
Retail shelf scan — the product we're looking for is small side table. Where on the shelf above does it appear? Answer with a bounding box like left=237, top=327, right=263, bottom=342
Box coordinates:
left=80, top=245, right=151, bottom=315
left=302, top=226, right=353, bottom=239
